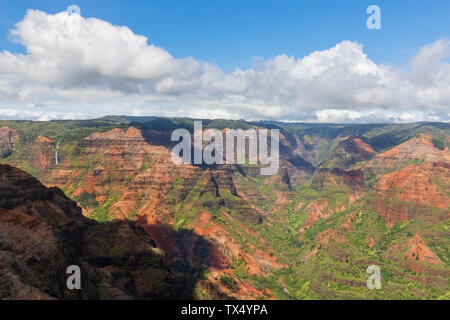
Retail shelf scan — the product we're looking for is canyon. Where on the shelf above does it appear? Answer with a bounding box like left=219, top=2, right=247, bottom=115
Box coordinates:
left=0, top=118, right=448, bottom=299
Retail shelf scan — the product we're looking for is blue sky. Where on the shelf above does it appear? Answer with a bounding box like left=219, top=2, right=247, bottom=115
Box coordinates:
left=1, top=0, right=448, bottom=70
left=0, top=1, right=448, bottom=122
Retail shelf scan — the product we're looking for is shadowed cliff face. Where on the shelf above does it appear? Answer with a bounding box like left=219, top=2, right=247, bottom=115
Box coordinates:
left=0, top=164, right=204, bottom=300
left=1, top=120, right=449, bottom=300
left=0, top=127, right=19, bottom=159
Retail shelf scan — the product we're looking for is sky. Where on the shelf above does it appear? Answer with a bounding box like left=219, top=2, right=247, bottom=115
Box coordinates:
left=0, top=0, right=448, bottom=122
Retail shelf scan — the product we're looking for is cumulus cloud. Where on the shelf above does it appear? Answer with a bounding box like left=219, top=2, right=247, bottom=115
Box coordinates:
left=0, top=9, right=448, bottom=122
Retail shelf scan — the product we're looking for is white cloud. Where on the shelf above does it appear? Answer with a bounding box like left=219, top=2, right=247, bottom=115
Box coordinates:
left=0, top=107, right=89, bottom=121
left=0, top=9, right=448, bottom=123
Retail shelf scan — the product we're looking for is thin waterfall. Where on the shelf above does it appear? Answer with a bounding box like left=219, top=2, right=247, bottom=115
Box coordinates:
left=55, top=141, right=59, bottom=165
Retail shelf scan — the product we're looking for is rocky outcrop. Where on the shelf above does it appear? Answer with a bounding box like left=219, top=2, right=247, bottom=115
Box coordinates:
left=369, top=162, right=449, bottom=226
left=311, top=168, right=365, bottom=192
left=363, top=134, right=450, bottom=226
left=406, top=234, right=442, bottom=264
left=301, top=168, right=365, bottom=225
left=365, top=133, right=450, bottom=176
left=322, top=136, right=374, bottom=169
left=378, top=134, right=450, bottom=163
left=22, top=136, right=56, bottom=171
left=339, top=136, right=374, bottom=160
left=386, top=234, right=445, bottom=276
left=0, top=164, right=198, bottom=300
left=44, top=127, right=203, bottom=221
left=0, top=127, right=19, bottom=159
